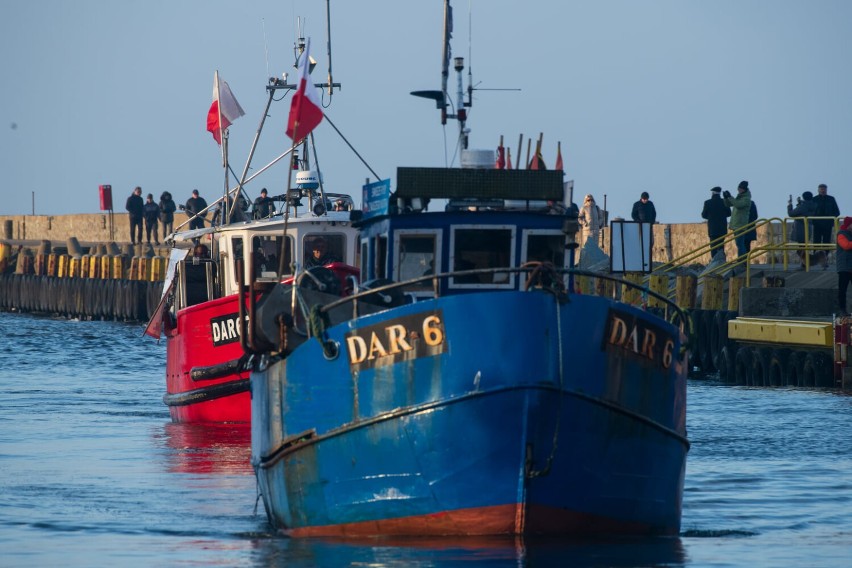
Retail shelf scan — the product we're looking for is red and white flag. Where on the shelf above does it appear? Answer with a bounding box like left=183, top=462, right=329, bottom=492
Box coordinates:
left=286, top=38, right=324, bottom=141
left=555, top=141, right=564, bottom=171
left=206, top=71, right=245, bottom=145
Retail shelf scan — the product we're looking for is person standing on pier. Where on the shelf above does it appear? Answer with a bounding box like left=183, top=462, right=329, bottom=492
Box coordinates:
left=125, top=186, right=143, bottom=244
left=787, top=191, right=815, bottom=267
left=184, top=189, right=208, bottom=231
left=159, top=191, right=176, bottom=237
left=631, top=191, right=657, bottom=224
left=836, top=216, right=852, bottom=315
left=578, top=194, right=605, bottom=253
left=143, top=193, right=161, bottom=245
left=812, top=184, right=840, bottom=268
left=701, top=186, right=731, bottom=260
left=723, top=181, right=752, bottom=260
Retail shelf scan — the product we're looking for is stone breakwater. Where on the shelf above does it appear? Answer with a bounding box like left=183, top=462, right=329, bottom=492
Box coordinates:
left=0, top=212, right=780, bottom=265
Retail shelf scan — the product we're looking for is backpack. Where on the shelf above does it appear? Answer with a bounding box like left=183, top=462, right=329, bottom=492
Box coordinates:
left=748, top=201, right=757, bottom=223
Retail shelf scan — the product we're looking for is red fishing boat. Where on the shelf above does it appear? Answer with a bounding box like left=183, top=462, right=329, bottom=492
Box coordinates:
left=145, top=32, right=366, bottom=423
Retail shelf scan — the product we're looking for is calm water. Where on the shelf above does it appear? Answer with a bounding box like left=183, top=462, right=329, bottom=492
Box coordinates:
left=1, top=312, right=850, bottom=567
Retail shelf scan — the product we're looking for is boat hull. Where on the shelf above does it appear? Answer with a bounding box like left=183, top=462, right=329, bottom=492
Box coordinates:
left=165, top=293, right=251, bottom=423
left=252, top=290, right=688, bottom=536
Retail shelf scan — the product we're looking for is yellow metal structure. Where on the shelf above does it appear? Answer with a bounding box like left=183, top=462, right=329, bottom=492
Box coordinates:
left=728, top=317, right=833, bottom=348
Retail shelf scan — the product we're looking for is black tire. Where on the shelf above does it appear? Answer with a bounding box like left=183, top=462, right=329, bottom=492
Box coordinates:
left=690, top=309, right=704, bottom=372
left=718, top=343, right=737, bottom=382
left=700, top=310, right=716, bottom=372
left=752, top=347, right=772, bottom=387
left=803, top=351, right=835, bottom=388
left=768, top=348, right=791, bottom=387
left=734, top=346, right=753, bottom=386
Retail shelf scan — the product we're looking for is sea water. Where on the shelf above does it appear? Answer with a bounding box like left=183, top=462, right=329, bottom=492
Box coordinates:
left=0, top=312, right=850, bottom=567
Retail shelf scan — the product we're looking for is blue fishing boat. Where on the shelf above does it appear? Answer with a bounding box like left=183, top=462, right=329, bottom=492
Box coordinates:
left=247, top=1, right=689, bottom=537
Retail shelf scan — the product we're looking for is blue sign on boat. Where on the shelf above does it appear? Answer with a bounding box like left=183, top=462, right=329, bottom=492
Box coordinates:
left=362, top=179, right=390, bottom=219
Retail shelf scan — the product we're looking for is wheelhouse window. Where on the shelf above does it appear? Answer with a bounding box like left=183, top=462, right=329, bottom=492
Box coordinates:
left=395, top=231, right=439, bottom=292
left=524, top=232, right=566, bottom=268
left=450, top=226, right=514, bottom=287
left=304, top=233, right=345, bottom=268
left=252, top=235, right=290, bottom=278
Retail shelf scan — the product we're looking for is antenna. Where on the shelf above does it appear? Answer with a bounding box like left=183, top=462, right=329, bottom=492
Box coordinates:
left=325, top=0, right=334, bottom=96
left=262, top=18, right=270, bottom=79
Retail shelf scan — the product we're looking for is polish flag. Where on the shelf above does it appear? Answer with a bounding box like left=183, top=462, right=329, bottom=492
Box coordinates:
left=555, top=141, right=564, bottom=171
left=286, top=38, right=324, bottom=141
left=206, top=71, right=245, bottom=145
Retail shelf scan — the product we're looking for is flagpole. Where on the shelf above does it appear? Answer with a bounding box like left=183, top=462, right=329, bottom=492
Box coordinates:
left=215, top=70, right=230, bottom=225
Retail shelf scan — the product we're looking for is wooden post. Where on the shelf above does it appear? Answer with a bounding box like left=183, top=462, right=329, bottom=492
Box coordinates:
left=622, top=272, right=645, bottom=305
left=701, top=275, right=724, bottom=310
left=648, top=273, right=669, bottom=307
left=675, top=274, right=697, bottom=310
left=728, top=275, right=745, bottom=312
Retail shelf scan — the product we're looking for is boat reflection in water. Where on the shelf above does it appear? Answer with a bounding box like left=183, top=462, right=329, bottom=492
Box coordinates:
left=251, top=535, right=686, bottom=566
left=160, top=422, right=252, bottom=475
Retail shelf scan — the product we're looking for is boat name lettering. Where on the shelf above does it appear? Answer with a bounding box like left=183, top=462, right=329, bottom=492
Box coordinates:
left=345, top=311, right=446, bottom=370
left=604, top=309, right=674, bottom=369
left=210, top=312, right=246, bottom=347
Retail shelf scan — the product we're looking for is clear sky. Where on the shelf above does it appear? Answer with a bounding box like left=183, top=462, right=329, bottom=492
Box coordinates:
left=2, top=0, right=850, bottom=223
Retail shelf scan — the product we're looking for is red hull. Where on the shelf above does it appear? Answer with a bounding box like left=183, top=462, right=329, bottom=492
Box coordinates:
left=165, top=294, right=251, bottom=423
left=281, top=504, right=669, bottom=538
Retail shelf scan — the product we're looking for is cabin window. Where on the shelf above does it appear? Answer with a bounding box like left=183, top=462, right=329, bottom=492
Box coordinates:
left=375, top=236, right=388, bottom=279
left=231, top=236, right=244, bottom=284
left=252, top=235, right=290, bottom=278
left=395, top=231, right=440, bottom=291
left=524, top=232, right=566, bottom=268
left=304, top=233, right=345, bottom=268
left=360, top=241, right=369, bottom=279
left=450, top=226, right=515, bottom=287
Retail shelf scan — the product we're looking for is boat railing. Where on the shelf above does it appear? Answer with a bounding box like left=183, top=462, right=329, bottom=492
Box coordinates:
left=315, top=264, right=693, bottom=339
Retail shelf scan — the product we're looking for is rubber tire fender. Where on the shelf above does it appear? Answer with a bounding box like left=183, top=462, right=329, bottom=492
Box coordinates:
left=803, top=351, right=835, bottom=388
left=751, top=346, right=773, bottom=387
left=734, top=346, right=753, bottom=386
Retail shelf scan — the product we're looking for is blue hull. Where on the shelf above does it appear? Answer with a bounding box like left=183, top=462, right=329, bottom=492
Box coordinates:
left=252, top=290, right=688, bottom=537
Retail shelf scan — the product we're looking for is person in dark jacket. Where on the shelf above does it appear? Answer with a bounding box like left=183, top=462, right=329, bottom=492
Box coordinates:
left=745, top=200, right=758, bottom=252
left=787, top=191, right=815, bottom=267
left=184, top=189, right=208, bottom=231
left=631, top=191, right=657, bottom=224
left=701, top=186, right=731, bottom=260
left=125, top=186, right=143, bottom=244
left=812, top=183, right=841, bottom=268
left=159, top=191, right=176, bottom=237
left=142, top=193, right=161, bottom=245
left=253, top=188, right=275, bottom=219
left=836, top=216, right=852, bottom=315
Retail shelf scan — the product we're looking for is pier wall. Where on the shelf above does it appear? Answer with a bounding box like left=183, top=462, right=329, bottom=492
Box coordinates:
left=1, top=213, right=782, bottom=264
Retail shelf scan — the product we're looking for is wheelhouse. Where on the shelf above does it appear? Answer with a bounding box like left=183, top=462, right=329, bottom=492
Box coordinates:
left=357, top=167, right=575, bottom=299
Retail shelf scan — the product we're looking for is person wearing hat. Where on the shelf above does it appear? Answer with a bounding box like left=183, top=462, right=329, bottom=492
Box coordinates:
left=142, top=193, right=161, bottom=245
left=723, top=181, right=753, bottom=259
left=631, top=191, right=657, bottom=224
left=812, top=184, right=840, bottom=268
left=253, top=188, right=274, bottom=219
left=184, top=189, right=208, bottom=230
left=125, top=186, right=144, bottom=244
left=836, top=216, right=852, bottom=315
left=701, top=186, right=731, bottom=260
left=787, top=191, right=816, bottom=267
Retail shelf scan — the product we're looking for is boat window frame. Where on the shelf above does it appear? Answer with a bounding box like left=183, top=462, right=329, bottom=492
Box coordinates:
left=393, top=229, right=443, bottom=295
left=302, top=232, right=348, bottom=269
left=448, top=223, right=516, bottom=290
left=521, top=229, right=568, bottom=268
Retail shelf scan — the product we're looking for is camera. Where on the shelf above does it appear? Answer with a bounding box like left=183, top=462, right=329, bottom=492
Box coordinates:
left=722, top=190, right=731, bottom=199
